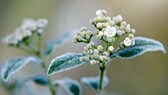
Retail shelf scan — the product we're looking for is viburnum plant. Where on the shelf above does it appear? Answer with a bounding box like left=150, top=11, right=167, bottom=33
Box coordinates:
left=47, top=10, right=166, bottom=95
left=0, top=18, right=82, bottom=95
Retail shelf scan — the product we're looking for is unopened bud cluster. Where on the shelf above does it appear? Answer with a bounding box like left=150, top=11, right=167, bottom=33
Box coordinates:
left=80, top=42, right=110, bottom=65
left=75, top=9, right=136, bottom=65
left=74, top=27, right=94, bottom=43
left=2, top=18, right=48, bottom=46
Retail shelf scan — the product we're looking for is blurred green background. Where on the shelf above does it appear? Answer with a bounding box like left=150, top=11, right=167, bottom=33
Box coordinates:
left=0, top=0, right=168, bottom=95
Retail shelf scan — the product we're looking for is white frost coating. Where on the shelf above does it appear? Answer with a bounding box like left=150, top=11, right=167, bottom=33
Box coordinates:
left=53, top=77, right=82, bottom=95
left=1, top=57, right=39, bottom=81
left=47, top=53, right=83, bottom=76
left=135, top=37, right=166, bottom=54
left=115, top=36, right=166, bottom=59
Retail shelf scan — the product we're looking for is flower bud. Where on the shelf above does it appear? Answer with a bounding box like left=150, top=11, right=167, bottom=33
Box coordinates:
left=128, top=34, right=134, bottom=39
left=90, top=60, right=97, bottom=65
left=103, top=52, right=109, bottom=56
left=77, top=36, right=83, bottom=41
left=117, top=15, right=123, bottom=22
left=97, top=16, right=103, bottom=22
left=90, top=19, right=94, bottom=24
left=96, top=10, right=103, bottom=16
left=125, top=27, right=131, bottom=33
left=117, top=30, right=123, bottom=36
left=96, top=22, right=102, bottom=28
left=109, top=21, right=115, bottom=26
left=121, top=21, right=126, bottom=26
left=97, top=45, right=103, bottom=51
left=108, top=46, right=114, bottom=51
left=85, top=34, right=90, bottom=39
left=84, top=56, right=90, bottom=62
left=99, top=56, right=104, bottom=61
left=80, top=27, right=87, bottom=31
left=102, top=10, right=107, bottom=16
left=80, top=57, right=85, bottom=62
left=98, top=31, right=104, bottom=37
left=86, top=44, right=92, bottom=49
left=131, top=29, right=135, bottom=34
left=123, top=37, right=132, bottom=47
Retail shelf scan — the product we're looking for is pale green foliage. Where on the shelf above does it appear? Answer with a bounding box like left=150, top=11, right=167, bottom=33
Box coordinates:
left=111, top=37, right=166, bottom=59
left=1, top=57, right=41, bottom=81
left=47, top=53, right=83, bottom=75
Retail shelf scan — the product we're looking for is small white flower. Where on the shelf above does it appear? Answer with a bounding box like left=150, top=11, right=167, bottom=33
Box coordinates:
left=108, top=46, right=114, bottom=51
left=104, top=26, right=117, bottom=37
left=123, top=37, right=132, bottom=47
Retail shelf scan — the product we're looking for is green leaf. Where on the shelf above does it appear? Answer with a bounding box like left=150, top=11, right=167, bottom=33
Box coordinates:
left=1, top=57, right=41, bottom=81
left=81, top=75, right=109, bottom=91
left=111, top=37, right=166, bottom=59
left=47, top=53, right=83, bottom=76
left=53, top=77, right=82, bottom=95
left=44, top=30, right=78, bottom=55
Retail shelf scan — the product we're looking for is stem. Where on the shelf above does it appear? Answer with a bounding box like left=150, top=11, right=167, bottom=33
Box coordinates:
left=36, top=35, right=56, bottom=95
left=98, top=63, right=106, bottom=91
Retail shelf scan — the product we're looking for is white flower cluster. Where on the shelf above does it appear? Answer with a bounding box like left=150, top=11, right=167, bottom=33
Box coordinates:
left=74, top=9, right=136, bottom=65
left=2, top=18, right=48, bottom=46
